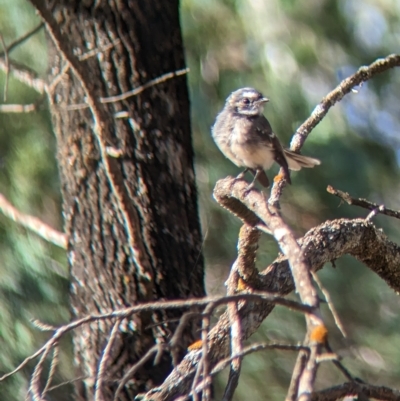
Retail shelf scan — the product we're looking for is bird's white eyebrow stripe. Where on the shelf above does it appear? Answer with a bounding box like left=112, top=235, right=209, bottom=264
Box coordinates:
left=241, top=91, right=258, bottom=98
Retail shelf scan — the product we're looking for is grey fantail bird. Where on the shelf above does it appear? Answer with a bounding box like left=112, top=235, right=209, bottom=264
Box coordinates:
left=211, top=87, right=320, bottom=190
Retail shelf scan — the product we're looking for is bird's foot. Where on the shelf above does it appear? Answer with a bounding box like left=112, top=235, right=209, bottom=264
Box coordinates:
left=236, top=168, right=249, bottom=181
left=243, top=181, right=257, bottom=196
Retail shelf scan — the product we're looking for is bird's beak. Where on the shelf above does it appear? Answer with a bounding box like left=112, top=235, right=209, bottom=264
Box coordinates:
left=259, top=97, right=269, bottom=104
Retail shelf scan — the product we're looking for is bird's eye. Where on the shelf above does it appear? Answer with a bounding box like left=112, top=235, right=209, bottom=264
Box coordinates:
left=241, top=98, right=250, bottom=105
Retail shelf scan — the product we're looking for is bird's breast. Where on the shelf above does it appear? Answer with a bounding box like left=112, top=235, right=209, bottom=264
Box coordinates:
left=230, top=120, right=275, bottom=169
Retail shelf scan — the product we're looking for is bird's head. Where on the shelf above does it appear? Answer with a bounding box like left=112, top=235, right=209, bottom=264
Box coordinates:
left=226, top=87, right=269, bottom=116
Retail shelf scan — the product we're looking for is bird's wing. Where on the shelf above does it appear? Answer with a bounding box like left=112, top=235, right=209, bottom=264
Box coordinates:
left=254, top=117, right=291, bottom=184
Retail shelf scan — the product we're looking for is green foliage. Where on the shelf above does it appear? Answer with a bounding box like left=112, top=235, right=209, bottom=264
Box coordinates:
left=0, top=0, right=399, bottom=399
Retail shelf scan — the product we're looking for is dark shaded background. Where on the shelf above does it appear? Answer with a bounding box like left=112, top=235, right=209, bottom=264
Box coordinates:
left=0, top=0, right=399, bottom=399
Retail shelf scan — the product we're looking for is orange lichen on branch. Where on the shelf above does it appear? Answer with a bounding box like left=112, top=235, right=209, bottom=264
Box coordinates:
left=273, top=171, right=285, bottom=183
left=236, top=277, right=248, bottom=292
left=310, top=324, right=328, bottom=344
left=187, top=339, right=203, bottom=351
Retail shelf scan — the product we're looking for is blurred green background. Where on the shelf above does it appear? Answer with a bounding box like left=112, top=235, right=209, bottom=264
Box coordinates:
left=0, top=0, right=399, bottom=399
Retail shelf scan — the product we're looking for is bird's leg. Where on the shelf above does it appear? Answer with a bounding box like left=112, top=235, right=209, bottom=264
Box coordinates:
left=244, top=169, right=262, bottom=194
left=236, top=168, right=249, bottom=180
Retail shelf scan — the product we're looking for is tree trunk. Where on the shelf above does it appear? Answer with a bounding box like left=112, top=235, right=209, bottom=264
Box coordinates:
left=30, top=1, right=205, bottom=399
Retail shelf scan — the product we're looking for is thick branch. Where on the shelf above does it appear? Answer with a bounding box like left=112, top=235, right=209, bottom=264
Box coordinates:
left=311, top=382, right=400, bottom=401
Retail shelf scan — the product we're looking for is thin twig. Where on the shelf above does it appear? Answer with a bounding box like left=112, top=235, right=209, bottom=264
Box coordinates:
left=0, top=193, right=67, bottom=249
left=46, top=63, right=70, bottom=94
left=0, top=34, right=9, bottom=102
left=46, top=375, right=90, bottom=392
left=0, top=58, right=46, bottom=93
left=327, top=185, right=400, bottom=220
left=170, top=312, right=202, bottom=366
left=324, top=341, right=355, bottom=383
left=63, top=67, right=190, bottom=111
left=29, top=339, right=55, bottom=400
left=188, top=343, right=309, bottom=401
left=0, top=23, right=44, bottom=57
left=0, top=103, right=37, bottom=113
left=0, top=292, right=312, bottom=385
left=221, top=225, right=254, bottom=401
left=79, top=38, right=121, bottom=61
left=192, top=304, right=214, bottom=401
left=311, top=271, right=347, bottom=338
left=269, top=54, right=400, bottom=207
left=286, top=350, right=308, bottom=401
left=292, top=54, right=400, bottom=151
left=101, top=68, right=189, bottom=103
left=94, top=319, right=121, bottom=401
left=113, top=344, right=164, bottom=401
left=42, top=344, right=59, bottom=396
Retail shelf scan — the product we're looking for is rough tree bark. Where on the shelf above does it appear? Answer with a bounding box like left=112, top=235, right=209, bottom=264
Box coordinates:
left=29, top=1, right=205, bottom=400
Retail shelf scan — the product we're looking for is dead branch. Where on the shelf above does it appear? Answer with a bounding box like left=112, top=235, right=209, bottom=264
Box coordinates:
left=0, top=33, right=9, bottom=101
left=312, top=271, right=347, bottom=338
left=214, top=178, right=324, bottom=400
left=0, top=193, right=67, bottom=248
left=0, top=23, right=44, bottom=57
left=0, top=58, right=46, bottom=94
left=100, top=68, right=189, bottom=103
left=0, top=103, right=37, bottom=113
left=94, top=319, right=121, bottom=401
left=141, top=206, right=400, bottom=400
left=0, top=292, right=311, bottom=387
left=311, top=381, right=400, bottom=401
left=327, top=185, right=400, bottom=220
left=269, top=53, right=400, bottom=206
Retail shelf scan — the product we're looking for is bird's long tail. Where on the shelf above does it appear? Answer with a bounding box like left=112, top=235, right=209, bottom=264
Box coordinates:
left=284, top=149, right=321, bottom=171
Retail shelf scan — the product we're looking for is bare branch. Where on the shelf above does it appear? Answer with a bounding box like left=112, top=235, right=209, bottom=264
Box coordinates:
left=0, top=103, right=37, bottom=113
left=63, top=67, right=190, bottom=111
left=327, top=185, right=400, bottom=220
left=114, top=344, right=165, bottom=401
left=100, top=67, right=189, bottom=103
left=0, top=58, right=46, bottom=94
left=0, top=292, right=312, bottom=387
left=292, top=54, right=400, bottom=150
left=286, top=351, right=308, bottom=401
left=79, top=38, right=121, bottom=61
left=0, top=23, right=44, bottom=57
left=269, top=53, right=400, bottom=206
left=0, top=33, right=9, bottom=102
left=186, top=343, right=309, bottom=401
left=94, top=319, right=121, bottom=401
left=0, top=193, right=67, bottom=248
left=215, top=177, right=324, bottom=399
left=222, top=365, right=241, bottom=401
left=220, top=224, right=258, bottom=401
left=324, top=342, right=355, bottom=383
left=311, top=381, right=400, bottom=401
left=42, top=344, right=59, bottom=396
left=312, top=271, right=347, bottom=338
left=143, top=207, right=400, bottom=400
